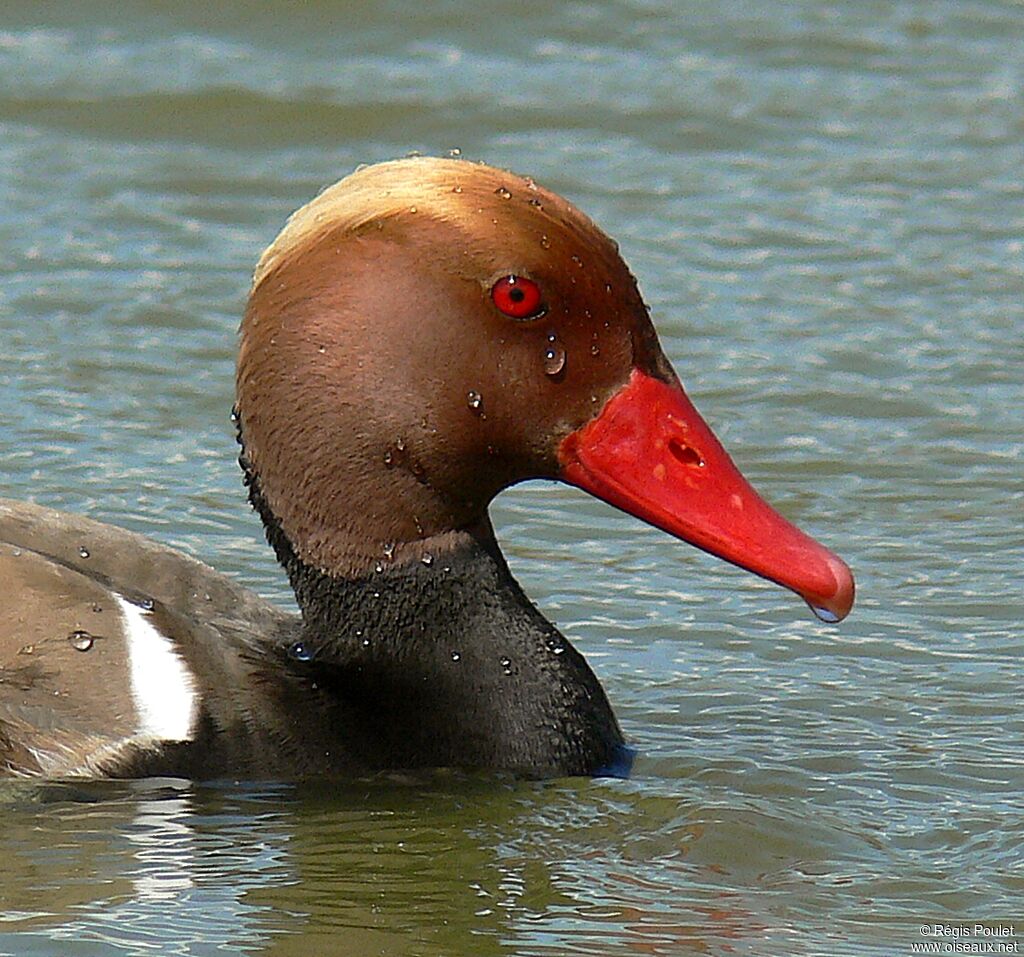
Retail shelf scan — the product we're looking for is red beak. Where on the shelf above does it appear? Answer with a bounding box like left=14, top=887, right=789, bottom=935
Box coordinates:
left=558, top=369, right=855, bottom=622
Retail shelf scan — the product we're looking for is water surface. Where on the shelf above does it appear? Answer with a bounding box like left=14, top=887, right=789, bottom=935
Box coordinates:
left=1, top=2, right=1021, bottom=954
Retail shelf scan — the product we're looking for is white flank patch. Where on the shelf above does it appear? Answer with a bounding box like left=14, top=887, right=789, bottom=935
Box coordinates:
left=116, top=595, right=199, bottom=741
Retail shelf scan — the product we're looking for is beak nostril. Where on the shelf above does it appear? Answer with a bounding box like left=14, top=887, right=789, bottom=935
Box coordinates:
left=667, top=438, right=704, bottom=468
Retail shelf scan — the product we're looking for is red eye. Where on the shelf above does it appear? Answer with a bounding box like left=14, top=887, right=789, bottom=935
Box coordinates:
left=491, top=275, right=545, bottom=320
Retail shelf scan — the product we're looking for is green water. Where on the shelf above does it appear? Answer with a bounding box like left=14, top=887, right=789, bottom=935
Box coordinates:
left=0, top=2, right=1021, bottom=954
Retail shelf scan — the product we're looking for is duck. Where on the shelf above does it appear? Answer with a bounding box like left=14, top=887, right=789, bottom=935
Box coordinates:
left=0, top=157, right=854, bottom=780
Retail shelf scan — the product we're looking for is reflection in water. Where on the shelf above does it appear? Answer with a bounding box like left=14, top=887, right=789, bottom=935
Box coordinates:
left=1, top=776, right=790, bottom=955
left=1, top=781, right=286, bottom=953
left=128, top=788, right=197, bottom=902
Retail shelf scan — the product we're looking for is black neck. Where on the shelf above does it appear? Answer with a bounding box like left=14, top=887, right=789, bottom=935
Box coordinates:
left=283, top=533, right=624, bottom=776
left=236, top=409, right=625, bottom=776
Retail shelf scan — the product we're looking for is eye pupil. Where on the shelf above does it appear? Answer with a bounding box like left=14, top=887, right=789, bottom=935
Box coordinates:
left=491, top=274, right=544, bottom=320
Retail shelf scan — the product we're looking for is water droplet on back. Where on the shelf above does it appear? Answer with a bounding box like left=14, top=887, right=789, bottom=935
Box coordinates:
left=494, top=186, right=512, bottom=200
left=287, top=641, right=313, bottom=662
left=448, top=147, right=462, bottom=157
left=77, top=546, right=90, bottom=559
left=466, top=390, right=483, bottom=412
left=539, top=234, right=551, bottom=249
left=421, top=553, right=434, bottom=566
left=451, top=651, right=461, bottom=662
left=68, top=630, right=95, bottom=652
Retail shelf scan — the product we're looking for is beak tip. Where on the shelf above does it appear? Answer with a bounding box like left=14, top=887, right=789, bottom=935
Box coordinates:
left=806, top=554, right=855, bottom=623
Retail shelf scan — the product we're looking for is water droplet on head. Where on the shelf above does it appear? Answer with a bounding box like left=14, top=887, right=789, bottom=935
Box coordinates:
left=466, top=390, right=483, bottom=412
left=528, top=198, right=543, bottom=208
left=317, top=345, right=326, bottom=354
left=287, top=641, right=313, bottom=662
left=590, top=343, right=601, bottom=356
left=421, top=553, right=434, bottom=566
left=361, top=636, right=371, bottom=648
left=374, top=561, right=384, bottom=574
left=67, top=630, right=95, bottom=652
left=91, top=603, right=102, bottom=613
left=500, top=656, right=513, bottom=675
left=571, top=254, right=583, bottom=268
left=494, top=186, right=512, bottom=200
left=539, top=234, right=551, bottom=249
left=139, top=598, right=155, bottom=612
left=451, top=651, right=461, bottom=662
left=383, top=450, right=395, bottom=468
left=452, top=185, right=463, bottom=193
left=77, top=546, right=90, bottom=559
left=383, top=542, right=396, bottom=560
left=543, top=339, right=567, bottom=376
left=810, top=604, right=841, bottom=624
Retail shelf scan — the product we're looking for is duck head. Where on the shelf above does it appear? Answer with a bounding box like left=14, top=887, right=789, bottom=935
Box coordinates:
left=236, top=157, right=854, bottom=622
